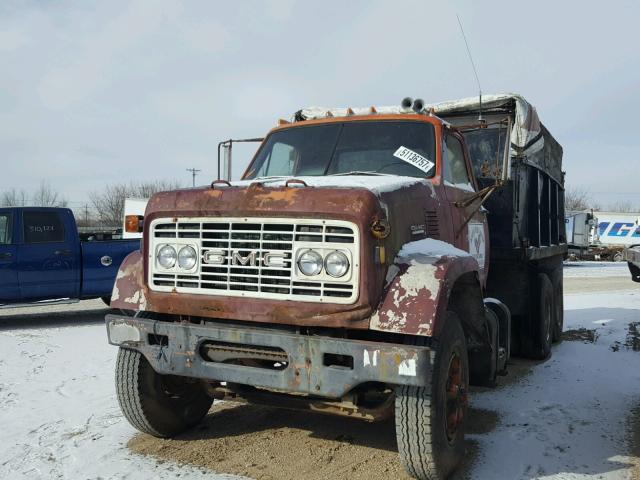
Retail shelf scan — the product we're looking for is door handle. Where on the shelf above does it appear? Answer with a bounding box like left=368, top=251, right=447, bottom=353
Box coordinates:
left=0, top=252, right=12, bottom=260
left=54, top=249, right=72, bottom=256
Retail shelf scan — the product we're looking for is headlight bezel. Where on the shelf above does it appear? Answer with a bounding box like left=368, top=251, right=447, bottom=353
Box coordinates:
left=294, top=248, right=352, bottom=281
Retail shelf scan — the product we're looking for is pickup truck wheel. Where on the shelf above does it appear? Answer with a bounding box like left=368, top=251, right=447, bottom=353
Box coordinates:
left=395, top=311, right=468, bottom=480
left=115, top=348, right=213, bottom=438
left=522, top=273, right=554, bottom=359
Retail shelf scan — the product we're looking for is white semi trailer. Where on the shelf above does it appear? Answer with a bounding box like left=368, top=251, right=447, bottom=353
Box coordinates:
left=566, top=211, right=640, bottom=261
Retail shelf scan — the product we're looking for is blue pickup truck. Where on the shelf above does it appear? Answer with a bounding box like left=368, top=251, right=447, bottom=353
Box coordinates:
left=0, top=207, right=140, bottom=307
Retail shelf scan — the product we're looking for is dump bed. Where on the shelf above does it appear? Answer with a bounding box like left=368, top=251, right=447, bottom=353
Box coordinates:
left=433, top=94, right=566, bottom=260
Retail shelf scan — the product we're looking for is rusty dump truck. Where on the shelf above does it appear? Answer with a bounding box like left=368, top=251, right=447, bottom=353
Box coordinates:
left=106, top=94, right=565, bottom=479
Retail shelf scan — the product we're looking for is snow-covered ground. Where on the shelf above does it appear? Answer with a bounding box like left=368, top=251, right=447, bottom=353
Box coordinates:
left=0, top=300, right=235, bottom=480
left=1, top=265, right=639, bottom=480
left=563, top=261, right=630, bottom=278
left=469, top=288, right=640, bottom=479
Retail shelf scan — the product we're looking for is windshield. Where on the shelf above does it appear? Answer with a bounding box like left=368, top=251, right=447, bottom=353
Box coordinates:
left=244, top=121, right=437, bottom=179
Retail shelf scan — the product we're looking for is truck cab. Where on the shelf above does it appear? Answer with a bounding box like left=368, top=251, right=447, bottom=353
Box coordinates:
left=106, top=95, right=565, bottom=480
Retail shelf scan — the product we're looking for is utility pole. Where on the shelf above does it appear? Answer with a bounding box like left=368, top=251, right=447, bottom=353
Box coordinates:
left=186, top=168, right=201, bottom=187
left=83, top=203, right=89, bottom=224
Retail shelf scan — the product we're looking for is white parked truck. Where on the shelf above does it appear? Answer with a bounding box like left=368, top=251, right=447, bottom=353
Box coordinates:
left=565, top=211, right=640, bottom=261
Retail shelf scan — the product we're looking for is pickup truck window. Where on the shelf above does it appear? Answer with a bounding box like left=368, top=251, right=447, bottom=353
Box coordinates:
left=246, top=121, right=436, bottom=179
left=23, top=211, right=65, bottom=244
left=0, top=214, right=11, bottom=244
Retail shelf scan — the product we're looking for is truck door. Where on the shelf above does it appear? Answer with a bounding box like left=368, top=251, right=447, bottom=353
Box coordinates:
left=17, top=209, right=80, bottom=301
left=442, top=133, right=489, bottom=282
left=0, top=210, right=19, bottom=302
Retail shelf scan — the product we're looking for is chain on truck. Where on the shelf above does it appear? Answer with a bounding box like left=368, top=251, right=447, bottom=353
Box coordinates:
left=105, top=93, right=566, bottom=480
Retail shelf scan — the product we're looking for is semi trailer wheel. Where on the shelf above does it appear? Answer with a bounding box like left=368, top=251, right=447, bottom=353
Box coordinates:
left=395, top=311, right=468, bottom=480
left=115, top=348, right=213, bottom=438
left=522, top=273, right=554, bottom=359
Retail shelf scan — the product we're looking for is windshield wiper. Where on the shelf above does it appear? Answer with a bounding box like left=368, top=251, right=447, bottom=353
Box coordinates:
left=327, top=171, right=395, bottom=177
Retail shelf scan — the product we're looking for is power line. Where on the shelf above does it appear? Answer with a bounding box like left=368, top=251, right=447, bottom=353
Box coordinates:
left=186, top=168, right=201, bottom=187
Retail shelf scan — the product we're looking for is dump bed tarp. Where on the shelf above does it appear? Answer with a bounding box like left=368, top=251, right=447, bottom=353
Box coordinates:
left=295, top=93, right=563, bottom=184
left=297, top=94, right=539, bottom=151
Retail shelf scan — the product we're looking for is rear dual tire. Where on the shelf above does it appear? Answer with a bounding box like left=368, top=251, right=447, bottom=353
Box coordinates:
left=115, top=348, right=213, bottom=437
left=521, top=273, right=554, bottom=359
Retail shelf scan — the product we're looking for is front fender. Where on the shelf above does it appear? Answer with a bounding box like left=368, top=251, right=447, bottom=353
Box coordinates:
left=370, top=253, right=479, bottom=337
left=110, top=250, right=148, bottom=311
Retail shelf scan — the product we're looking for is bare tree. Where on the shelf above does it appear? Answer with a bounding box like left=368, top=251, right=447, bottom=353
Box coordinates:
left=0, top=188, right=29, bottom=207
left=31, top=180, right=68, bottom=207
left=135, top=180, right=182, bottom=199
left=73, top=204, right=99, bottom=228
left=565, top=186, right=593, bottom=212
left=90, top=180, right=181, bottom=227
left=608, top=200, right=637, bottom=213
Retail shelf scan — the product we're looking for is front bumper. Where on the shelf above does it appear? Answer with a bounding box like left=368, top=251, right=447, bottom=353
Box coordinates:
left=105, top=314, right=433, bottom=399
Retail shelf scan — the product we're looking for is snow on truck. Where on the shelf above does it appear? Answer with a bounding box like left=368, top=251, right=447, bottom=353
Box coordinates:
left=105, top=94, right=565, bottom=480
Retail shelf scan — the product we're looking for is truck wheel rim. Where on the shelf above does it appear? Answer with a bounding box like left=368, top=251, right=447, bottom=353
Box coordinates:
left=445, top=352, right=466, bottom=443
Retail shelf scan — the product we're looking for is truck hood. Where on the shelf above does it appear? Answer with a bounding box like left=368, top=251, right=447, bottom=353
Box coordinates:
left=136, top=175, right=437, bottom=328
left=145, top=175, right=433, bottom=216
left=231, top=175, right=433, bottom=197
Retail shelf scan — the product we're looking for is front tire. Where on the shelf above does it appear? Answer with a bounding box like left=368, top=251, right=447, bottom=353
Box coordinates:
left=115, top=348, right=213, bottom=437
left=395, top=311, right=469, bottom=480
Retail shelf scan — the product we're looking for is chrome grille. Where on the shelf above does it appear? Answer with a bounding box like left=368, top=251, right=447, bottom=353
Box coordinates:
left=148, top=217, right=359, bottom=304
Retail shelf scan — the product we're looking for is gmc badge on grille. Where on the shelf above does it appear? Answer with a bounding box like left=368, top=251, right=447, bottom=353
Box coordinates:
left=203, top=249, right=287, bottom=268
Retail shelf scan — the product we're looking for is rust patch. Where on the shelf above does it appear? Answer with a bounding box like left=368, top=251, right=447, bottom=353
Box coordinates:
left=370, top=254, right=478, bottom=337
left=204, top=189, right=224, bottom=198
left=111, top=251, right=148, bottom=311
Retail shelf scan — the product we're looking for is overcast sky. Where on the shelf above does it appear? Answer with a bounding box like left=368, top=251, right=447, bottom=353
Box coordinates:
left=1, top=0, right=639, bottom=210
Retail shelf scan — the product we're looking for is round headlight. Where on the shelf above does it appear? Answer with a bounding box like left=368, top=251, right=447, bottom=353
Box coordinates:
left=297, top=250, right=323, bottom=276
left=157, top=245, right=177, bottom=269
left=178, top=245, right=197, bottom=270
left=324, top=251, right=350, bottom=278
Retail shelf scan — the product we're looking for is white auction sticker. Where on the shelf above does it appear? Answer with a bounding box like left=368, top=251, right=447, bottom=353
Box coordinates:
left=393, top=146, right=435, bottom=174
